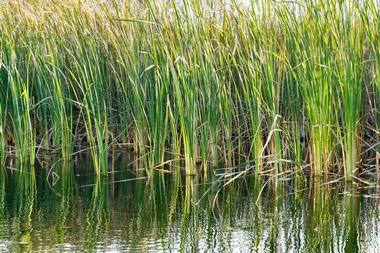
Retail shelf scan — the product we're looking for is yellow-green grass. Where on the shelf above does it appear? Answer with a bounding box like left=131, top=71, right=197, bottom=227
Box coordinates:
left=0, top=0, right=378, bottom=179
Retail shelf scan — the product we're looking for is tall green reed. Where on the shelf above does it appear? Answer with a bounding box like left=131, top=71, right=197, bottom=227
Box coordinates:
left=0, top=0, right=378, bottom=180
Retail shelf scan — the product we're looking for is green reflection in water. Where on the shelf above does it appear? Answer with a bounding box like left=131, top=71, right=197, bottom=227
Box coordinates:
left=11, top=171, right=36, bottom=252
left=0, top=158, right=379, bottom=252
left=55, top=162, right=75, bottom=247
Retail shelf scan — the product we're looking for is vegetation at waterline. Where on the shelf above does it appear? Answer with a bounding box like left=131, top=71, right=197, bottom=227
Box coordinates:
left=0, top=0, right=379, bottom=179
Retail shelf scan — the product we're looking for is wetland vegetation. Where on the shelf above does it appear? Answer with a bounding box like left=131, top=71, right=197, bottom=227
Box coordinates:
left=0, top=0, right=380, bottom=251
left=0, top=0, right=379, bottom=180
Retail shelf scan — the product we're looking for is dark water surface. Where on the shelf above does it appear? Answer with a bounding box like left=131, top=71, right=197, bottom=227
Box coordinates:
left=0, top=156, right=379, bottom=252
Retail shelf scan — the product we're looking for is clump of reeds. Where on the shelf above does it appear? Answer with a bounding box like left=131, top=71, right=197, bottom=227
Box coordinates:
left=0, top=0, right=379, bottom=180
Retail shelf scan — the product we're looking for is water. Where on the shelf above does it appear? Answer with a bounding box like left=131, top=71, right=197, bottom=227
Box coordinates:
left=0, top=156, right=379, bottom=252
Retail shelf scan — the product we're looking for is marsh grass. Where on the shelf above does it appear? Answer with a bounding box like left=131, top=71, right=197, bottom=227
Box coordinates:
left=0, top=0, right=379, bottom=180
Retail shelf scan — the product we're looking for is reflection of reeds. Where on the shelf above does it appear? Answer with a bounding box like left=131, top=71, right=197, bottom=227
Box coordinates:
left=0, top=171, right=5, bottom=240
left=13, top=172, right=36, bottom=252
left=1, top=164, right=380, bottom=251
left=343, top=185, right=360, bottom=253
left=85, top=177, right=109, bottom=249
left=179, top=176, right=201, bottom=252
left=305, top=179, right=336, bottom=252
left=55, top=161, right=75, bottom=245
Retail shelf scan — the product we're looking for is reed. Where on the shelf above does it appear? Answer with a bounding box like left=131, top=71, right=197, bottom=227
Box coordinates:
left=0, top=0, right=378, bottom=179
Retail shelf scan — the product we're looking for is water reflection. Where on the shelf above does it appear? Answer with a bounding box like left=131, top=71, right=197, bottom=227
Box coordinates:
left=0, top=158, right=379, bottom=252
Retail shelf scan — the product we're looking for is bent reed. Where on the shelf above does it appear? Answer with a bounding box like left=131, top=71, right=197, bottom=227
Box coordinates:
left=0, top=0, right=379, bottom=180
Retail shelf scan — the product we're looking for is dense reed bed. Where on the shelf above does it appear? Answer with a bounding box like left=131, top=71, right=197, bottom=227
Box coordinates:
left=0, top=0, right=379, bottom=179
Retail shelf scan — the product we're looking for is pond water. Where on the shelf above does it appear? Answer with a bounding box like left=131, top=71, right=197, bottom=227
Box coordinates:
left=0, top=155, right=379, bottom=252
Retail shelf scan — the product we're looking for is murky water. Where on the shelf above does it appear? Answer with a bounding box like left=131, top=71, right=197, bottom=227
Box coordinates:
left=0, top=156, right=379, bottom=252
